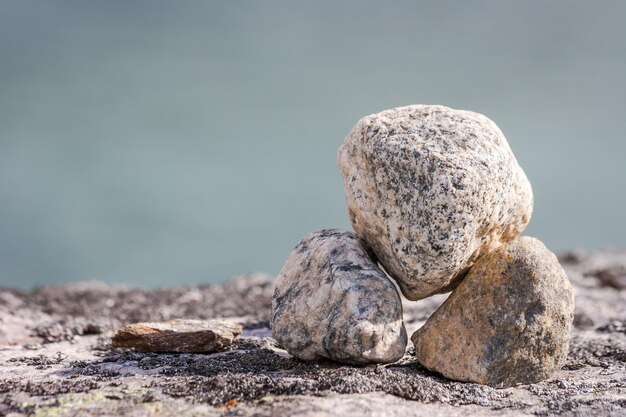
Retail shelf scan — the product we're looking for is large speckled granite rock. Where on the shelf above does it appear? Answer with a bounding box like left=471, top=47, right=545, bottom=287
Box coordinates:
left=271, top=229, right=407, bottom=364
left=338, top=105, right=533, bottom=300
left=412, top=237, right=575, bottom=388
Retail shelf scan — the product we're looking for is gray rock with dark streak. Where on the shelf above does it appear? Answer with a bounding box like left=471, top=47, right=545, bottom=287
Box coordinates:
left=412, top=237, right=575, bottom=388
left=271, top=229, right=407, bottom=364
left=338, top=105, right=533, bottom=300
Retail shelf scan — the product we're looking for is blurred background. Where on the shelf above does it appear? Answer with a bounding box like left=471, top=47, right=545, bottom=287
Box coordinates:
left=1, top=1, right=625, bottom=289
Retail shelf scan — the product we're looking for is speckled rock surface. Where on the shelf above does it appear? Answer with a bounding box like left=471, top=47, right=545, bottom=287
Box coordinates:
left=271, top=229, right=407, bottom=364
left=338, top=105, right=533, bottom=300
left=0, top=249, right=624, bottom=416
left=111, top=319, right=242, bottom=353
left=412, top=237, right=575, bottom=388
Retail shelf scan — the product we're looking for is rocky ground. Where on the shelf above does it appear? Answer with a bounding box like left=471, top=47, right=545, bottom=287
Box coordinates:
left=0, top=250, right=624, bottom=417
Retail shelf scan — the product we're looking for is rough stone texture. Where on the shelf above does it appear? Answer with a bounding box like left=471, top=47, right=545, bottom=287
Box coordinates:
left=0, top=249, right=624, bottom=416
left=412, top=237, right=575, bottom=388
left=338, top=105, right=533, bottom=300
left=111, top=319, right=242, bottom=353
left=271, top=229, right=407, bottom=364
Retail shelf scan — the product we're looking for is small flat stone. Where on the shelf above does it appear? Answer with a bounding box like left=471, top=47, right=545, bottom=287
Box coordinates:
left=271, top=229, right=407, bottom=364
left=412, top=237, right=574, bottom=388
left=111, top=319, right=242, bottom=353
left=338, top=105, right=533, bottom=300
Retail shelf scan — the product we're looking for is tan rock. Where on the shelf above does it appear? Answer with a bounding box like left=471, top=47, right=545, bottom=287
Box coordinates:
left=111, top=319, right=242, bottom=353
left=412, top=237, right=575, bottom=388
left=271, top=229, right=407, bottom=364
left=338, top=105, right=533, bottom=300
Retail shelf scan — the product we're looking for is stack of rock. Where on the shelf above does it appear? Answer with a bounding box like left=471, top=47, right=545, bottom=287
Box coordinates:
left=271, top=105, right=574, bottom=388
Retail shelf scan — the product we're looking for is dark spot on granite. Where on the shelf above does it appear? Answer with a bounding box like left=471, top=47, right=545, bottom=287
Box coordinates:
left=524, top=300, right=547, bottom=325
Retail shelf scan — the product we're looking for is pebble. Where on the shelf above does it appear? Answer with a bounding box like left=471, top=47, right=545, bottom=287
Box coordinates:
left=411, top=237, right=574, bottom=387
left=271, top=229, right=407, bottom=364
left=338, top=105, right=533, bottom=300
left=111, top=319, right=242, bottom=353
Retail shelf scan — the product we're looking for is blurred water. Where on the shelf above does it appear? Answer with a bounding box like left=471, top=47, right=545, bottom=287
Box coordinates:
left=1, top=1, right=625, bottom=289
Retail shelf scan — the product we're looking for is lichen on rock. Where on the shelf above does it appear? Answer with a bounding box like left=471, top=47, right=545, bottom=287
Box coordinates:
left=338, top=105, right=533, bottom=300
left=412, top=236, right=575, bottom=388
left=271, top=229, right=407, bottom=364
